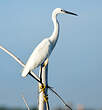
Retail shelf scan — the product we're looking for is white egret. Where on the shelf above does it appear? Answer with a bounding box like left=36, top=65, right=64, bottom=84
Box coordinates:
left=22, top=8, right=77, bottom=77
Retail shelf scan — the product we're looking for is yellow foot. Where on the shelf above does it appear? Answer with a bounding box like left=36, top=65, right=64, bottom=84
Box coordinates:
left=43, top=94, right=48, bottom=102
left=39, top=84, right=45, bottom=93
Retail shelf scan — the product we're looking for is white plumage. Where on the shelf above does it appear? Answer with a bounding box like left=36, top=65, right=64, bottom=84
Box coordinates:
left=22, top=8, right=77, bottom=77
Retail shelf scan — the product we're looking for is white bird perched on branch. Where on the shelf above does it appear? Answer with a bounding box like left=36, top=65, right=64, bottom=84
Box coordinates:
left=22, top=8, right=78, bottom=77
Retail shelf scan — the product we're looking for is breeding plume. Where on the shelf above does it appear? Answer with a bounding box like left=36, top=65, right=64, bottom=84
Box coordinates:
left=22, top=8, right=77, bottom=77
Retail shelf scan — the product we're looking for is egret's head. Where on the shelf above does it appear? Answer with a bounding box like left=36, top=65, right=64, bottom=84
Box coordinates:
left=53, top=8, right=78, bottom=16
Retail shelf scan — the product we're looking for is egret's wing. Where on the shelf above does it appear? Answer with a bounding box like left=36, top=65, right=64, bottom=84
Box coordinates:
left=22, top=38, right=51, bottom=77
left=21, top=50, right=41, bottom=77
left=0, top=45, right=40, bottom=82
left=37, top=38, right=52, bottom=58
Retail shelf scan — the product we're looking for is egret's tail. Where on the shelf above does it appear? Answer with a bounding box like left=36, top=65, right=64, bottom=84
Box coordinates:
left=21, top=67, right=30, bottom=77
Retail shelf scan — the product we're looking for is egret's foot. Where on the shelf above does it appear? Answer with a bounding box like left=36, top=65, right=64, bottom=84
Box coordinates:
left=39, top=83, right=45, bottom=93
left=43, top=94, right=48, bottom=102
left=39, top=84, right=48, bottom=102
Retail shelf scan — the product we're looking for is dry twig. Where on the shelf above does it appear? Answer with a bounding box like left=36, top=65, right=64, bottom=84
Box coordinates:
left=22, top=95, right=30, bottom=110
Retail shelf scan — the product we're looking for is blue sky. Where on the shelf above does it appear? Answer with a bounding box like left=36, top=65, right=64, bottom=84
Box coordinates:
left=0, top=0, right=102, bottom=109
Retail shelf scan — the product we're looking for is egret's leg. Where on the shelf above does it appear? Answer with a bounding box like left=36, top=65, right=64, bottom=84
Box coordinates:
left=40, top=66, right=42, bottom=83
left=39, top=58, right=48, bottom=84
left=43, top=58, right=48, bottom=67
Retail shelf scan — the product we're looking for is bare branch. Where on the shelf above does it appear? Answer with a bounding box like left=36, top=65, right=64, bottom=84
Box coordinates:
left=0, top=45, right=71, bottom=110
left=0, top=45, right=40, bottom=83
left=0, top=45, right=25, bottom=67
left=48, top=86, right=72, bottom=110
left=22, top=95, right=30, bottom=110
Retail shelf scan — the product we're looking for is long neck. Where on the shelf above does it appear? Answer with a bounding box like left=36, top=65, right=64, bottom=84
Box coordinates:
left=49, top=13, right=59, bottom=47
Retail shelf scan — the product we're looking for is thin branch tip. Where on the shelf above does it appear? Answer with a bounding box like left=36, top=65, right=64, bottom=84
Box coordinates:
left=22, top=95, right=30, bottom=110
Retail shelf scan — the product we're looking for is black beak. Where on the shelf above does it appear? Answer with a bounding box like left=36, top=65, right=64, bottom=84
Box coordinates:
left=61, top=10, right=78, bottom=16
